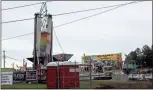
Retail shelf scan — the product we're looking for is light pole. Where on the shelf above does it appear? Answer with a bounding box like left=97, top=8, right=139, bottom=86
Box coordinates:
left=139, top=52, right=144, bottom=70
left=144, top=61, right=146, bottom=68
left=3, top=50, right=6, bottom=68
left=89, top=57, right=92, bottom=89
left=0, top=1, right=2, bottom=70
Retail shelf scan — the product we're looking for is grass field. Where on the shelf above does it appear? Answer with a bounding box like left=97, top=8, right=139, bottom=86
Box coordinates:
left=1, top=84, right=47, bottom=89
left=1, top=80, right=152, bottom=89
left=1, top=83, right=88, bottom=89
left=1, top=68, right=13, bottom=72
left=1, top=80, right=111, bottom=89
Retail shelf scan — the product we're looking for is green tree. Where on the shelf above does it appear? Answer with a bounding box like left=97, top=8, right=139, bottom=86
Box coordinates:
left=135, top=48, right=141, bottom=56
left=125, top=51, right=137, bottom=64
left=135, top=48, right=143, bottom=67
left=125, top=45, right=152, bottom=68
left=142, top=45, right=151, bottom=56
left=141, top=45, right=152, bottom=68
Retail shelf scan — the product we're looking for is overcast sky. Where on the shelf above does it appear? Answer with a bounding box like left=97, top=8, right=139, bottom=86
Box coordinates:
left=2, top=1, right=152, bottom=68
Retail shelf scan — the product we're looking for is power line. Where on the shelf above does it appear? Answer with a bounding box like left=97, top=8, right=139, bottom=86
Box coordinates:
left=53, top=29, right=64, bottom=53
left=2, top=32, right=34, bottom=41
left=52, top=1, right=138, bottom=54
left=5, top=55, right=29, bottom=62
left=52, top=1, right=140, bottom=16
left=1, top=1, right=51, bottom=11
left=1, top=1, right=141, bottom=24
left=5, top=56, right=23, bottom=62
left=44, top=1, right=141, bottom=54
left=2, top=18, right=34, bottom=24
left=53, top=1, right=141, bottom=28
left=1, top=1, right=142, bottom=41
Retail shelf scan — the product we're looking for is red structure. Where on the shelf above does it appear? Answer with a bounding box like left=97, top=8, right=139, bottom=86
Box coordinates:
left=46, top=62, right=57, bottom=88
left=46, top=62, right=80, bottom=89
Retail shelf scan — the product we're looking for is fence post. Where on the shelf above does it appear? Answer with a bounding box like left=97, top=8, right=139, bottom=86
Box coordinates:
left=89, top=58, right=92, bottom=88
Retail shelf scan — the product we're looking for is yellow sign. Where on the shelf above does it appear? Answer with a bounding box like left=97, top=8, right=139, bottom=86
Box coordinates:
left=82, top=53, right=122, bottom=61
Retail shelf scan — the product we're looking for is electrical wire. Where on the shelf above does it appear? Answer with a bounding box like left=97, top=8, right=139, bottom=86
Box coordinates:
left=53, top=6, right=124, bottom=28
left=6, top=55, right=29, bottom=62
left=50, top=1, right=141, bottom=54
left=2, top=18, right=34, bottom=24
left=2, top=32, right=34, bottom=41
left=1, top=1, right=51, bottom=11
left=1, top=1, right=141, bottom=24
left=53, top=29, right=64, bottom=53
left=52, top=1, right=140, bottom=16
left=5, top=56, right=23, bottom=62
left=1, top=1, right=142, bottom=41
left=52, top=1, right=141, bottom=28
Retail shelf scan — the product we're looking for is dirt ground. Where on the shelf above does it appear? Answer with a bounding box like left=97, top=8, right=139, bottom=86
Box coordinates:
left=94, top=80, right=153, bottom=89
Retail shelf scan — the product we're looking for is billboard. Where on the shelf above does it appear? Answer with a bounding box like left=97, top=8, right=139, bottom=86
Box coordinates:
left=40, top=32, right=51, bottom=56
left=53, top=53, right=73, bottom=61
left=13, top=71, right=26, bottom=82
left=1, top=72, right=13, bottom=85
left=82, top=53, right=122, bottom=69
left=26, top=70, right=37, bottom=81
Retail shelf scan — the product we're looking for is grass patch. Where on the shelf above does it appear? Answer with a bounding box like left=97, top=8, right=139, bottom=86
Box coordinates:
left=1, top=83, right=88, bottom=89
left=1, top=84, right=47, bottom=89
left=1, top=68, right=13, bottom=72
left=1, top=80, right=132, bottom=89
left=80, top=83, right=90, bottom=89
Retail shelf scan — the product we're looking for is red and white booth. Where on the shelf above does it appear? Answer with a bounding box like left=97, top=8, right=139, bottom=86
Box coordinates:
left=46, top=61, right=80, bottom=89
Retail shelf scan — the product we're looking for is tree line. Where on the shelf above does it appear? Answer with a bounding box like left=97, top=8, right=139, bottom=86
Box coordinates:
left=125, top=45, right=153, bottom=68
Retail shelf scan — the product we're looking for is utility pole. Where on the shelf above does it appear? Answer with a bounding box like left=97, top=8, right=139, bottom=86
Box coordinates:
left=89, top=57, right=92, bottom=89
left=0, top=1, right=2, bottom=70
left=3, top=50, right=6, bottom=68
left=12, top=62, right=14, bottom=69
left=57, top=61, right=60, bottom=89
left=75, top=60, right=76, bottom=88
left=47, top=14, right=53, bottom=63
left=34, top=13, right=39, bottom=69
left=23, top=59, right=25, bottom=67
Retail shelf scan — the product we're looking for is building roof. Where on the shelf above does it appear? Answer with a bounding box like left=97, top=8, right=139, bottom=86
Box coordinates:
left=46, top=61, right=78, bottom=66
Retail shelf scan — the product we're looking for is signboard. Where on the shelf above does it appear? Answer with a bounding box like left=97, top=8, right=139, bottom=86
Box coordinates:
left=26, top=70, right=37, bottom=81
left=53, top=53, right=73, bottom=61
left=82, top=53, right=122, bottom=69
left=40, top=32, right=51, bottom=56
left=1, top=72, right=13, bottom=85
left=69, top=68, right=81, bottom=72
left=13, top=71, right=26, bottom=82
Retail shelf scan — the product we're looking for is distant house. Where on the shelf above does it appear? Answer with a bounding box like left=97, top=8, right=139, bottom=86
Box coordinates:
left=123, top=60, right=139, bottom=70
left=123, top=64, right=139, bottom=69
left=122, top=64, right=139, bottom=74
